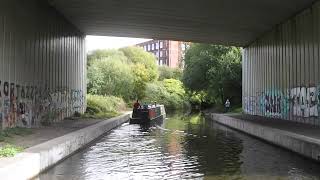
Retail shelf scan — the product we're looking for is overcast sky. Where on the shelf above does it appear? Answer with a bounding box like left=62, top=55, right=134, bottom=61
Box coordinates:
left=85, top=35, right=150, bottom=53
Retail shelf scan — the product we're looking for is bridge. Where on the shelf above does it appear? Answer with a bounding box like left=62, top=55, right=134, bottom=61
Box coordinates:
left=0, top=0, right=318, bottom=128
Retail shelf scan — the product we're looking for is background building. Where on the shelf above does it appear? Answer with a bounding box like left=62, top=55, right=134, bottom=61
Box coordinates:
left=136, top=40, right=188, bottom=68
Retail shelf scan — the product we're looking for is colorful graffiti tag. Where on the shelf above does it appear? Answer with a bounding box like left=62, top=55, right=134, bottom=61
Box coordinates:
left=0, top=80, right=85, bottom=129
left=290, top=87, right=318, bottom=118
left=259, top=90, right=289, bottom=118
left=244, top=96, right=261, bottom=115
left=245, top=86, right=320, bottom=121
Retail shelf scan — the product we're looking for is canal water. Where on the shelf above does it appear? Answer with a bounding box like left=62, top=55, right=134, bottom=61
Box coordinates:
left=39, top=113, right=320, bottom=180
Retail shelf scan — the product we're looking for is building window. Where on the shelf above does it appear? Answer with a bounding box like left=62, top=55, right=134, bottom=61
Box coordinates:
left=152, top=43, right=154, bottom=50
left=144, top=46, right=147, bottom=51
left=147, top=44, right=150, bottom=51
left=156, top=42, right=159, bottom=49
left=160, top=51, right=163, bottom=57
left=160, top=41, right=163, bottom=48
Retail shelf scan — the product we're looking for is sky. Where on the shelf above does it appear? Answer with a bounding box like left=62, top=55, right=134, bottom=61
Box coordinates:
left=85, top=35, right=151, bottom=53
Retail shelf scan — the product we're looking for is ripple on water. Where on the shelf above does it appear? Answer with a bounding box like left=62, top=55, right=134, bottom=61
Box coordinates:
left=39, top=114, right=320, bottom=180
left=70, top=124, right=204, bottom=180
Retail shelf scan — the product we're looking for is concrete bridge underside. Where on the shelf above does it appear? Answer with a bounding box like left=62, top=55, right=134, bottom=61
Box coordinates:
left=49, top=0, right=315, bottom=46
left=0, top=0, right=319, bottom=128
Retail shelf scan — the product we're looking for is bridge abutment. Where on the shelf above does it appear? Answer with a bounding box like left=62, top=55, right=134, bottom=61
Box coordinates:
left=243, top=1, right=320, bottom=126
left=0, top=0, right=86, bottom=129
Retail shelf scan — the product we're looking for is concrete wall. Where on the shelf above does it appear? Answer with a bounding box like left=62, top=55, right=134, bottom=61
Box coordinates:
left=0, top=0, right=86, bottom=129
left=243, top=1, right=320, bottom=126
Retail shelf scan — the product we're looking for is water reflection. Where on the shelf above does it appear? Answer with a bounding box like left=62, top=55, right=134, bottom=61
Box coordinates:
left=38, top=113, right=320, bottom=180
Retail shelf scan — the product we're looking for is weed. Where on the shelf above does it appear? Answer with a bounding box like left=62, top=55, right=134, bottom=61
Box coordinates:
left=0, top=127, right=33, bottom=142
left=0, top=144, right=23, bottom=157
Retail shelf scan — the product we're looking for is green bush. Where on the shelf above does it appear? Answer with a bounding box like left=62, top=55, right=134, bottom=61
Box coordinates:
left=85, top=94, right=127, bottom=118
left=120, top=46, right=158, bottom=82
left=0, top=144, right=23, bottom=157
left=87, top=49, right=129, bottom=66
left=143, top=79, right=189, bottom=110
left=87, top=58, right=135, bottom=101
left=120, top=46, right=159, bottom=99
left=158, top=66, right=182, bottom=81
left=87, top=47, right=159, bottom=100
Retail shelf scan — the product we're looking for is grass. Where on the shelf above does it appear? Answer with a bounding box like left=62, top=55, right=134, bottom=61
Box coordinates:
left=0, top=127, right=33, bottom=142
left=84, top=94, right=127, bottom=119
left=229, top=106, right=243, bottom=113
left=0, top=127, right=33, bottom=157
left=0, top=144, right=23, bottom=157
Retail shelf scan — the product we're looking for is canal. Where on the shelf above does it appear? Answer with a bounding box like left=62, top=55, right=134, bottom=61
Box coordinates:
left=38, top=113, right=320, bottom=179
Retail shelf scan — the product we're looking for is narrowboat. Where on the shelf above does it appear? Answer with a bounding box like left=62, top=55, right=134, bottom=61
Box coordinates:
left=130, top=105, right=164, bottom=124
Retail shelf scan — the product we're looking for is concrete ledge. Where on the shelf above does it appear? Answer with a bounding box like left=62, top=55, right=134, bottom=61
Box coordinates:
left=211, top=113, right=320, bottom=162
left=0, top=113, right=130, bottom=180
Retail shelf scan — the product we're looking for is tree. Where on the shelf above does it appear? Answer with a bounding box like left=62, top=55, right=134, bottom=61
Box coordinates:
left=158, top=66, right=183, bottom=81
left=143, top=79, right=189, bottom=110
left=163, top=79, right=186, bottom=98
left=120, top=46, right=159, bottom=99
left=87, top=58, right=135, bottom=101
left=87, top=47, right=160, bottom=100
left=182, top=43, right=242, bottom=105
left=87, top=49, right=128, bottom=66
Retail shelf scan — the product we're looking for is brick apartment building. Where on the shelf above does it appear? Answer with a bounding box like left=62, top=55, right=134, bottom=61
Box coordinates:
left=136, top=40, right=189, bottom=68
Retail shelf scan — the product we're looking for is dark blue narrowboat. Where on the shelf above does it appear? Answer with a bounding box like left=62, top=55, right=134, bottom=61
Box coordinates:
left=130, top=105, right=164, bottom=124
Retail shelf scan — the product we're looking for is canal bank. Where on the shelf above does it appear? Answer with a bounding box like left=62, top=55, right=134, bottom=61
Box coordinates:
left=0, top=113, right=131, bottom=180
left=210, top=113, right=320, bottom=163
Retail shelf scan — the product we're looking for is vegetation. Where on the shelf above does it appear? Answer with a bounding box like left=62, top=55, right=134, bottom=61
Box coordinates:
left=88, top=47, right=159, bottom=100
left=143, top=79, right=189, bottom=110
left=87, top=43, right=243, bottom=113
left=0, top=144, right=23, bottom=157
left=158, top=66, right=183, bottom=81
left=87, top=49, right=128, bottom=66
left=0, top=127, right=33, bottom=157
left=183, top=44, right=242, bottom=108
left=84, top=94, right=126, bottom=118
left=88, top=57, right=134, bottom=101
left=229, top=106, right=243, bottom=113
left=120, top=46, right=159, bottom=99
left=0, top=127, right=33, bottom=142
left=87, top=47, right=189, bottom=112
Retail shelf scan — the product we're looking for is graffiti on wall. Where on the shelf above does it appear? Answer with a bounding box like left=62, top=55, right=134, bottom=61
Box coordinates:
left=245, top=86, right=320, bottom=120
left=244, top=95, right=261, bottom=115
left=290, top=86, right=318, bottom=117
left=244, top=96, right=255, bottom=114
left=0, top=82, right=17, bottom=128
left=70, top=90, right=84, bottom=113
left=0, top=80, right=85, bottom=128
left=259, top=90, right=289, bottom=117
